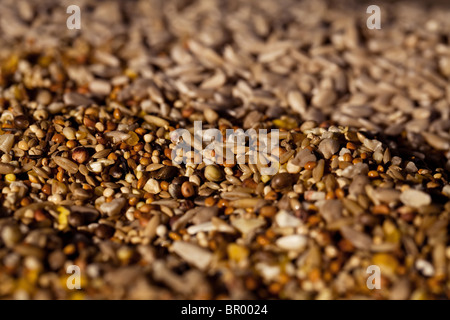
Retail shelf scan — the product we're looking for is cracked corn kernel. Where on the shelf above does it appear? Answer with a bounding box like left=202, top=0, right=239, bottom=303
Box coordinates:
left=57, top=206, right=70, bottom=229
left=273, top=118, right=297, bottom=130
left=70, top=292, right=85, bottom=300
left=227, top=243, right=249, bottom=262
left=4, top=173, right=15, bottom=183
left=372, top=253, right=398, bottom=276
left=126, top=131, right=139, bottom=146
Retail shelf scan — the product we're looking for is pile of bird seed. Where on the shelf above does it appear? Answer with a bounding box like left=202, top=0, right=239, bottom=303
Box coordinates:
left=1, top=0, right=450, bottom=299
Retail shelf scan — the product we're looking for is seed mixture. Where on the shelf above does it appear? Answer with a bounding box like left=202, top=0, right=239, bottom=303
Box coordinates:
left=1, top=0, right=450, bottom=300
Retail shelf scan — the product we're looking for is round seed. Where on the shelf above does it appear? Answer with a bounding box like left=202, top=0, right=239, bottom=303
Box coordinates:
left=68, top=212, right=85, bottom=227
left=95, top=224, right=115, bottom=239
left=181, top=181, right=195, bottom=198
left=204, top=165, right=224, bottom=182
left=368, top=170, right=379, bottom=178
left=71, top=147, right=89, bottom=164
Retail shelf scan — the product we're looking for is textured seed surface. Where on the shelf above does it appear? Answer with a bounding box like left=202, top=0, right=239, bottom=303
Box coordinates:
left=53, top=156, right=79, bottom=174
left=0, top=0, right=450, bottom=301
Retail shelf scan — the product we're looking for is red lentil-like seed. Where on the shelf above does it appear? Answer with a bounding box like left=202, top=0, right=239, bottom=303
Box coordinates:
left=335, top=188, right=345, bottom=199
left=305, top=161, right=317, bottom=170
left=42, top=184, right=51, bottom=195
left=368, top=170, right=379, bottom=178
left=168, top=232, right=181, bottom=241
left=372, top=204, right=390, bottom=215
left=343, top=153, right=353, bottom=162
left=160, top=181, right=169, bottom=191
left=346, top=142, right=357, bottom=150
left=204, top=197, right=216, bottom=207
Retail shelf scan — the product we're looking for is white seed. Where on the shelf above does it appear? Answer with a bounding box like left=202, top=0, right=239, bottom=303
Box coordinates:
left=172, top=241, right=212, bottom=270
left=276, top=234, right=308, bottom=251
left=143, top=178, right=161, bottom=194
left=400, top=189, right=431, bottom=208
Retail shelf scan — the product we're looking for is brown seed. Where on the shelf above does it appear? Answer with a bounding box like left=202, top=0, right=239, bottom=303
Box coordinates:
left=83, top=116, right=96, bottom=128
left=0, top=163, right=14, bottom=175
left=14, top=115, right=29, bottom=129
left=42, top=184, right=51, bottom=195
left=242, top=178, right=257, bottom=189
left=72, top=147, right=89, bottom=164
left=52, top=133, right=65, bottom=144
left=20, top=197, right=31, bottom=207
left=106, top=121, right=117, bottom=131
left=95, top=224, right=115, bottom=239
left=260, top=206, right=277, bottom=217
left=164, top=148, right=172, bottom=160
left=168, top=183, right=183, bottom=199
left=68, top=212, right=85, bottom=227
left=113, top=109, right=122, bottom=120
left=372, top=204, right=390, bottom=215
left=34, top=209, right=47, bottom=222
left=153, top=166, right=178, bottom=180
left=109, top=165, right=123, bottom=179
left=181, top=181, right=195, bottom=198
left=128, top=197, right=138, bottom=206
left=140, top=204, right=153, bottom=213
left=271, top=172, right=293, bottom=190
left=140, top=157, right=151, bottom=166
